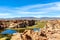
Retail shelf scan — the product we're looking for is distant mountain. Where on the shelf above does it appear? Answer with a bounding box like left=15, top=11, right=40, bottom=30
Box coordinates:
left=10, top=17, right=40, bottom=20
left=0, top=17, right=60, bottom=20
left=40, top=17, right=60, bottom=20
left=0, top=17, right=40, bottom=20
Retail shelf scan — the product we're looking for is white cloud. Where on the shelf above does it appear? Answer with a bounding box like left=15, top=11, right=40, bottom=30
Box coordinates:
left=0, top=13, right=9, bottom=16
left=0, top=13, right=11, bottom=18
left=14, top=2, right=60, bottom=15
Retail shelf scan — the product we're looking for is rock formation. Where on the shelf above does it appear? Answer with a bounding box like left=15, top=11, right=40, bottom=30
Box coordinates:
left=10, top=20, right=60, bottom=40
left=10, top=30, right=47, bottom=40
left=0, top=20, right=36, bottom=29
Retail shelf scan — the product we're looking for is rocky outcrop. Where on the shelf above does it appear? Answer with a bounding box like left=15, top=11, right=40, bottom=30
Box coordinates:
left=10, top=30, right=47, bottom=40
left=9, top=20, right=35, bottom=28
left=0, top=20, right=36, bottom=29
left=42, top=20, right=60, bottom=40
left=10, top=20, right=60, bottom=40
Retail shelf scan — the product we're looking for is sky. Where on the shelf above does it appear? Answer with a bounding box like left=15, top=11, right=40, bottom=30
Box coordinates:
left=0, top=0, right=60, bottom=18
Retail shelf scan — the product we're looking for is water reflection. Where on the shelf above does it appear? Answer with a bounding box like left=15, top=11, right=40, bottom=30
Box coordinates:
left=33, top=28, right=40, bottom=32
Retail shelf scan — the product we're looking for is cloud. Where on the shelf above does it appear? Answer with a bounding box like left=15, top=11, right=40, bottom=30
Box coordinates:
left=0, top=13, right=10, bottom=16
left=0, top=13, right=11, bottom=18
left=15, top=2, right=60, bottom=16
left=0, top=2, right=60, bottom=18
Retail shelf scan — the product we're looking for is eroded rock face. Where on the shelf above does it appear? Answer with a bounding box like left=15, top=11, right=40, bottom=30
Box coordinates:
left=41, top=20, right=60, bottom=40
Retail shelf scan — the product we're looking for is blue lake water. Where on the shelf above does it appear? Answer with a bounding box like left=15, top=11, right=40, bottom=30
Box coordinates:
left=1, top=28, right=40, bottom=34
left=1, top=29, right=17, bottom=34
left=33, top=28, right=40, bottom=32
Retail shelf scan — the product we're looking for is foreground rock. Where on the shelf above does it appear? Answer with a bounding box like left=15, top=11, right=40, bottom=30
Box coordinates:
left=11, top=30, right=47, bottom=40
left=11, top=20, right=60, bottom=40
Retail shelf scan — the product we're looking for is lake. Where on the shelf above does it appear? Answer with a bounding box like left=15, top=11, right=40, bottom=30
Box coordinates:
left=33, top=28, right=40, bottom=32
left=1, top=29, right=17, bottom=34
left=1, top=28, right=40, bottom=34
